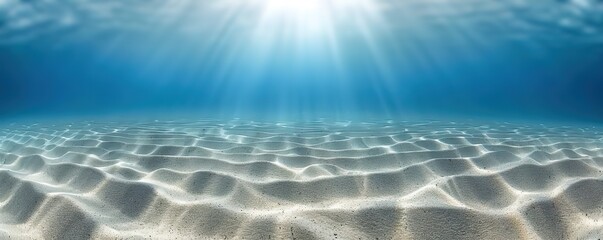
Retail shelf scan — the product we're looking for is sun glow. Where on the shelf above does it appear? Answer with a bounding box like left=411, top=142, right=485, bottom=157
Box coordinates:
left=254, top=0, right=336, bottom=42
left=265, top=0, right=325, bottom=13
left=245, top=0, right=384, bottom=40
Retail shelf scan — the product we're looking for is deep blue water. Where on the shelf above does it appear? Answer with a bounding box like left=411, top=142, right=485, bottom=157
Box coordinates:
left=1, top=0, right=603, bottom=122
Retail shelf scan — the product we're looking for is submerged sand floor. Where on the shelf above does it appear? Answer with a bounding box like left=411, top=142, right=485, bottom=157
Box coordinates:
left=0, top=119, right=602, bottom=239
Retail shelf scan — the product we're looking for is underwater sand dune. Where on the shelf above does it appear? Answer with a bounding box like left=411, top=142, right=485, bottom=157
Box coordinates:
left=0, top=120, right=602, bottom=239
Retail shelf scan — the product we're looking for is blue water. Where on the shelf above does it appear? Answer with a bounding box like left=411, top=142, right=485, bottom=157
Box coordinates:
left=1, top=0, right=603, bottom=122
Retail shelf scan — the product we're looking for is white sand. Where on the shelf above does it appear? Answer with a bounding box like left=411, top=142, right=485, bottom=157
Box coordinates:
left=0, top=119, right=602, bottom=239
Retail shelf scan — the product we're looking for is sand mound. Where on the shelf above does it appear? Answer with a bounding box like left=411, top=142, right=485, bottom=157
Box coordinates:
left=0, top=119, right=602, bottom=239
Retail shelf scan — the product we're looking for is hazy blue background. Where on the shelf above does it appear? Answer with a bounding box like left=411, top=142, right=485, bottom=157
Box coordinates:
left=1, top=0, right=603, bottom=122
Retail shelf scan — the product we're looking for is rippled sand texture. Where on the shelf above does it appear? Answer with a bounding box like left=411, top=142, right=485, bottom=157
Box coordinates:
left=1, top=120, right=602, bottom=239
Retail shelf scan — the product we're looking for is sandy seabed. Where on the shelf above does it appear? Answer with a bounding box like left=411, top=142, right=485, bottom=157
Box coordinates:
left=0, top=119, right=602, bottom=239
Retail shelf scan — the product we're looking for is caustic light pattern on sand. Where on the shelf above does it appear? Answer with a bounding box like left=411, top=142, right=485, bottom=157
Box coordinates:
left=0, top=120, right=602, bottom=239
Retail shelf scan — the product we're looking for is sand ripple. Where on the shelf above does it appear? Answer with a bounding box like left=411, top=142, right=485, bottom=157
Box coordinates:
left=0, top=120, right=602, bottom=239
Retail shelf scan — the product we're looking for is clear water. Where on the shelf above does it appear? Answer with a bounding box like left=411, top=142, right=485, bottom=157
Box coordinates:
left=3, top=1, right=603, bottom=238
left=1, top=0, right=603, bottom=122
